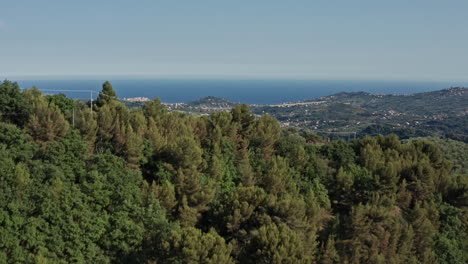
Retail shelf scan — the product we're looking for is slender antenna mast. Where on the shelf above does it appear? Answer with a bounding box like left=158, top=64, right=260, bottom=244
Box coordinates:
left=90, top=90, right=93, bottom=111
left=72, top=108, right=75, bottom=127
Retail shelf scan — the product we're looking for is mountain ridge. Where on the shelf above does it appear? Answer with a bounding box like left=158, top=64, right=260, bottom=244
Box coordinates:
left=162, top=87, right=467, bottom=142
left=179, top=87, right=468, bottom=107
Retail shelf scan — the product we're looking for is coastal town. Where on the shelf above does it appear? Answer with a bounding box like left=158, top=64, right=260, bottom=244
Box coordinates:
left=128, top=88, right=467, bottom=141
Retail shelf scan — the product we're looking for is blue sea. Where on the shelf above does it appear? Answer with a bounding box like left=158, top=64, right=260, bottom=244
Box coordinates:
left=13, top=79, right=468, bottom=104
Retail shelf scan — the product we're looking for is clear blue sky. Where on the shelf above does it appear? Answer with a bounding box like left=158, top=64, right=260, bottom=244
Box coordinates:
left=1, top=0, right=467, bottom=80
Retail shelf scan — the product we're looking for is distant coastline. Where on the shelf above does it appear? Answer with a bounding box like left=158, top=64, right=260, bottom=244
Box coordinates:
left=11, top=78, right=468, bottom=105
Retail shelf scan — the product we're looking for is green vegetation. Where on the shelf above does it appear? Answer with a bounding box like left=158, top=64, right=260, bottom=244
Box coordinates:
left=0, top=80, right=467, bottom=263
left=165, top=88, right=468, bottom=142
left=163, top=96, right=240, bottom=115
left=252, top=88, right=468, bottom=141
left=406, top=137, right=468, bottom=175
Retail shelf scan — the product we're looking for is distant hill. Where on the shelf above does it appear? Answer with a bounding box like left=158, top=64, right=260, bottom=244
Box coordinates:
left=165, top=96, right=240, bottom=114
left=304, top=87, right=468, bottom=116
left=186, top=96, right=240, bottom=108
left=162, top=87, right=467, bottom=141
left=251, top=87, right=468, bottom=141
left=361, top=87, right=467, bottom=116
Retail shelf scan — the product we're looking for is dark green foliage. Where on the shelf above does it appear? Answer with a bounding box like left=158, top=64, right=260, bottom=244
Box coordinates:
left=25, top=90, right=70, bottom=147
left=322, top=139, right=356, bottom=168
left=143, top=97, right=166, bottom=119
left=0, top=81, right=466, bottom=263
left=0, top=80, right=30, bottom=126
left=156, top=227, right=234, bottom=263
left=184, top=89, right=468, bottom=143
left=96, top=81, right=117, bottom=107
left=0, top=122, right=37, bottom=162
left=244, top=223, right=313, bottom=263
left=408, top=137, right=468, bottom=175
left=46, top=93, right=77, bottom=114
left=433, top=197, right=468, bottom=264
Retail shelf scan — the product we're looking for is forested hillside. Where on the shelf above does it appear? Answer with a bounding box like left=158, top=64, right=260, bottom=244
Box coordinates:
left=160, top=88, right=468, bottom=142
left=0, top=80, right=467, bottom=263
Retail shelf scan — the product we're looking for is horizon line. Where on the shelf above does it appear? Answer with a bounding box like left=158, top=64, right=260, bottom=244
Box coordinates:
left=2, top=74, right=468, bottom=83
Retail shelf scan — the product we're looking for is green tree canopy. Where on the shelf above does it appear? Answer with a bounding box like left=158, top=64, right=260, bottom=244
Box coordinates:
left=96, top=81, right=117, bottom=107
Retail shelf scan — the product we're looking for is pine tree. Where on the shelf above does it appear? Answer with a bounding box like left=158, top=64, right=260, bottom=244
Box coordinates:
left=320, top=236, right=340, bottom=264
left=231, top=104, right=255, bottom=140
left=27, top=95, right=69, bottom=147
left=96, top=81, right=117, bottom=107
left=76, top=109, right=97, bottom=154
left=238, top=140, right=255, bottom=187
left=244, top=223, right=314, bottom=264
left=410, top=202, right=437, bottom=263
left=145, top=117, right=166, bottom=151
left=260, top=156, right=296, bottom=197
left=0, top=80, right=30, bottom=126
left=95, top=103, right=116, bottom=152
left=124, top=125, right=144, bottom=168
left=252, top=114, right=281, bottom=160
left=149, top=180, right=177, bottom=218
left=143, top=97, right=166, bottom=120
left=157, top=227, right=234, bottom=264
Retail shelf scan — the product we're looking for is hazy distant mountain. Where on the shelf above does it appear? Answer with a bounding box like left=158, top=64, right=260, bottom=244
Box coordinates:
left=164, top=96, right=240, bottom=114
left=302, top=87, right=467, bottom=116
left=163, top=88, right=467, bottom=141
left=186, top=96, right=240, bottom=108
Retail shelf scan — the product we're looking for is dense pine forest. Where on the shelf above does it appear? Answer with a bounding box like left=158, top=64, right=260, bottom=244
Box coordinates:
left=0, top=80, right=467, bottom=263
